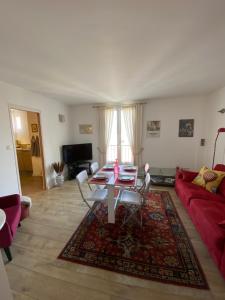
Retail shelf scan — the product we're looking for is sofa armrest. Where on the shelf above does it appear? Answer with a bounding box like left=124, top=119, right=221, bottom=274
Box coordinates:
left=176, top=169, right=198, bottom=182
left=0, top=194, right=21, bottom=209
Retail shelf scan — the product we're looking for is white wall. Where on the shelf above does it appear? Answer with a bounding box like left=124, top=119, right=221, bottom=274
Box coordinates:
left=142, top=97, right=205, bottom=169
left=0, top=81, right=71, bottom=196
left=69, top=104, right=99, bottom=162
left=69, top=96, right=206, bottom=170
left=202, top=86, right=225, bottom=167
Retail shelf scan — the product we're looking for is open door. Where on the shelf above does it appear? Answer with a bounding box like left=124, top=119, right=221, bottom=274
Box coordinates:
left=10, top=108, right=46, bottom=195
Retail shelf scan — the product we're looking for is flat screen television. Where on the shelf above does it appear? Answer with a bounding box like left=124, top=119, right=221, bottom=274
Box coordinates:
left=62, top=143, right=92, bottom=164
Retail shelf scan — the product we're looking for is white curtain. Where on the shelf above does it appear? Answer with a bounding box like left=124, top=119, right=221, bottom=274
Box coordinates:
left=133, top=103, right=143, bottom=167
left=122, top=104, right=143, bottom=167
left=98, top=104, right=143, bottom=166
left=98, top=107, right=115, bottom=166
left=122, top=106, right=135, bottom=163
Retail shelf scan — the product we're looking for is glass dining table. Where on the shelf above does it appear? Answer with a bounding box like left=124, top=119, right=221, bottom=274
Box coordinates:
left=88, top=164, right=138, bottom=223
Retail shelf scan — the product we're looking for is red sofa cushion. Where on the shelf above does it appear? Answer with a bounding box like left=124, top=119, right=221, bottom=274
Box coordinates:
left=175, top=178, right=225, bottom=209
left=176, top=169, right=198, bottom=182
left=214, top=164, right=225, bottom=172
left=189, top=199, right=225, bottom=265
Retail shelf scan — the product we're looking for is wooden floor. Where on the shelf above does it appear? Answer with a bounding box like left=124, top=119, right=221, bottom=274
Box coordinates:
left=20, top=173, right=43, bottom=195
left=2, top=181, right=225, bottom=300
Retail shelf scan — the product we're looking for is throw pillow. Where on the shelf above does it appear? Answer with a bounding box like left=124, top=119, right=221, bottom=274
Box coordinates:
left=192, top=166, right=208, bottom=187
left=192, top=166, right=225, bottom=193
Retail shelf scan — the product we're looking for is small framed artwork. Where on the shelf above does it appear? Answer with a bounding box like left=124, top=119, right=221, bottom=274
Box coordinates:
left=31, top=123, right=38, bottom=133
left=179, top=119, right=194, bottom=137
left=79, top=124, right=93, bottom=134
left=147, top=120, right=161, bottom=137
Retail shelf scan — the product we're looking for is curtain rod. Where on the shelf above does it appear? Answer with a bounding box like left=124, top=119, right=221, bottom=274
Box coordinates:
left=92, top=102, right=147, bottom=108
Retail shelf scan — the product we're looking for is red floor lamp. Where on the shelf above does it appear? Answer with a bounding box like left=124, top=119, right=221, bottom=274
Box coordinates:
left=212, top=127, right=225, bottom=169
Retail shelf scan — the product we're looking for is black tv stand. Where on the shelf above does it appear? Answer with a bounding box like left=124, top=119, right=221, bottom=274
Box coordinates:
left=67, top=161, right=92, bottom=180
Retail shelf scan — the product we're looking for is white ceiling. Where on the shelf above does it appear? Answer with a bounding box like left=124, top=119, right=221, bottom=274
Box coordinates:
left=0, top=0, right=225, bottom=104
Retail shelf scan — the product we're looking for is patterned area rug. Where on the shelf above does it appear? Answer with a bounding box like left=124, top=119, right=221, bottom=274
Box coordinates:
left=58, top=191, right=208, bottom=289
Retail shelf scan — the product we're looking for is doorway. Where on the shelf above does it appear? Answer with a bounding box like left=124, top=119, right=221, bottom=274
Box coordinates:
left=10, top=108, right=46, bottom=195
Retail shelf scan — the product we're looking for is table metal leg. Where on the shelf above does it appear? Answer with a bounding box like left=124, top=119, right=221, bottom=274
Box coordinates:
left=107, top=185, right=116, bottom=223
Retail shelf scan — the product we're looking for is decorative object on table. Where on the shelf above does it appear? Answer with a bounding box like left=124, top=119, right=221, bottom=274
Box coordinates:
left=58, top=190, right=208, bottom=289
left=52, top=162, right=65, bottom=186
left=212, top=127, right=225, bottom=168
left=178, top=119, right=194, bottom=137
left=31, top=123, right=38, bottom=133
left=114, top=158, right=119, bottom=174
left=79, top=124, right=93, bottom=134
left=146, top=120, right=160, bottom=137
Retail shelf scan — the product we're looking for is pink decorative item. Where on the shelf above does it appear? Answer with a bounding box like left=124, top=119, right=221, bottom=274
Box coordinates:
left=114, top=159, right=119, bottom=175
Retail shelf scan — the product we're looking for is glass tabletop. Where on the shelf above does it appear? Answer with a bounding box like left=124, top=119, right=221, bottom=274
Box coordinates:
left=149, top=167, right=176, bottom=177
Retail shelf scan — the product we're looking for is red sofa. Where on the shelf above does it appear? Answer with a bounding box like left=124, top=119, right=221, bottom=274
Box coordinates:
left=0, top=194, right=21, bottom=261
left=175, top=164, right=225, bottom=280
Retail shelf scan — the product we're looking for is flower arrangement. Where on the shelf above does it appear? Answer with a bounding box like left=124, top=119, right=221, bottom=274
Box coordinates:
left=52, top=162, right=64, bottom=175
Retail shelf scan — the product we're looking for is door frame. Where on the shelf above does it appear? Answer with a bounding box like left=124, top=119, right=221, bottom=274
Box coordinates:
left=8, top=104, right=47, bottom=194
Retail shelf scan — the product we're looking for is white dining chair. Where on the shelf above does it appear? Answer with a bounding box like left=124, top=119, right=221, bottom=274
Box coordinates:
left=136, top=162, right=150, bottom=190
left=90, top=161, right=106, bottom=190
left=76, top=170, right=108, bottom=222
left=90, top=162, right=99, bottom=175
left=118, top=173, right=150, bottom=227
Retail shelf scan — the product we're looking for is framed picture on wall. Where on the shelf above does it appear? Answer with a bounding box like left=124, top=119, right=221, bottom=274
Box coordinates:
left=179, top=119, right=194, bottom=137
left=147, top=120, right=161, bottom=137
left=79, top=124, right=93, bottom=134
left=31, top=123, right=38, bottom=133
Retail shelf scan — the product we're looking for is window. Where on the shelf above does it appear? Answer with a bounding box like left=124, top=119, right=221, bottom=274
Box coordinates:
left=98, top=104, right=143, bottom=167
left=106, top=107, right=134, bottom=164
left=16, top=116, right=22, bottom=130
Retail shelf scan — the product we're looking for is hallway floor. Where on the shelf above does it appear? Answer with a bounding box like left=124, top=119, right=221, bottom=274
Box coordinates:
left=20, top=172, right=43, bottom=195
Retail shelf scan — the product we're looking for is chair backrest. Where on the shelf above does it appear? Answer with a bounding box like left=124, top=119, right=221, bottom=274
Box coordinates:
left=76, top=170, right=88, bottom=184
left=76, top=170, right=89, bottom=202
left=90, top=162, right=99, bottom=175
left=144, top=163, right=150, bottom=174
left=144, top=173, right=150, bottom=191
left=139, top=173, right=150, bottom=195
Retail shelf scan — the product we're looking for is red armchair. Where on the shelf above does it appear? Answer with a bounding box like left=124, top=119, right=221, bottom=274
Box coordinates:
left=0, top=194, right=21, bottom=261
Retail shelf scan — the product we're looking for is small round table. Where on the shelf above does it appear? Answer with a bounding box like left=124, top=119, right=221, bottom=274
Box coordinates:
left=0, top=209, right=6, bottom=230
